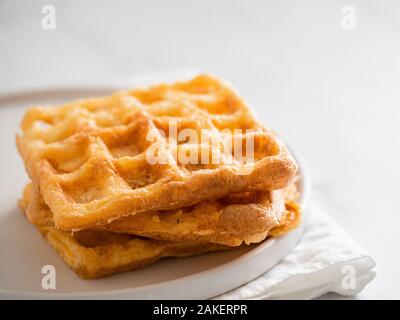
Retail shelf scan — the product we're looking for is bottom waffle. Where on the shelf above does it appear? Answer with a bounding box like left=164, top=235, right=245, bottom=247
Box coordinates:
left=38, top=227, right=229, bottom=279
left=19, top=194, right=229, bottom=279
left=19, top=186, right=301, bottom=279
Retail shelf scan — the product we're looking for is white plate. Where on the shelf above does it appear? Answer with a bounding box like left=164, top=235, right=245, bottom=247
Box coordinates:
left=0, top=86, right=310, bottom=299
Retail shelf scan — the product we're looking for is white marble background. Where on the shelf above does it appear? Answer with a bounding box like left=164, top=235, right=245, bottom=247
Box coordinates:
left=1, top=0, right=399, bottom=299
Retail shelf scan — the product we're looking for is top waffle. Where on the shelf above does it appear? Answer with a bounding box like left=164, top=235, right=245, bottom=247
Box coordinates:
left=17, top=74, right=297, bottom=230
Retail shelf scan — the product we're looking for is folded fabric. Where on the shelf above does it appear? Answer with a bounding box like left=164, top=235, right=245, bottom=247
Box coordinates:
left=215, top=203, right=376, bottom=300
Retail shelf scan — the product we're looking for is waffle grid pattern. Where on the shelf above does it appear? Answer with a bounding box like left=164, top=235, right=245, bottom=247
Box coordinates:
left=17, top=75, right=297, bottom=230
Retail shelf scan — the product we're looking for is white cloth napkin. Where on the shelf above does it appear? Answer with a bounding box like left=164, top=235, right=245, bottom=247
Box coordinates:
left=215, top=203, right=376, bottom=300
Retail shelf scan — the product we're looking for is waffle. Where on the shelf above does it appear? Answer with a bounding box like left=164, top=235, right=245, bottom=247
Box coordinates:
left=17, top=74, right=298, bottom=231
left=19, top=187, right=228, bottom=279
left=19, top=185, right=301, bottom=279
left=23, top=183, right=286, bottom=246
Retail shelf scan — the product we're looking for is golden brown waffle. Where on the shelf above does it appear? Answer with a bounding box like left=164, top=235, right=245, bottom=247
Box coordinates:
left=19, top=185, right=301, bottom=279
left=19, top=191, right=228, bottom=279
left=39, top=227, right=230, bottom=279
left=22, top=183, right=285, bottom=246
left=17, top=74, right=298, bottom=231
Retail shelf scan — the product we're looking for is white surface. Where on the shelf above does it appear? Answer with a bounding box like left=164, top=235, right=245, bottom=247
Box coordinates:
left=217, top=203, right=376, bottom=300
left=0, top=86, right=307, bottom=299
left=0, top=0, right=399, bottom=299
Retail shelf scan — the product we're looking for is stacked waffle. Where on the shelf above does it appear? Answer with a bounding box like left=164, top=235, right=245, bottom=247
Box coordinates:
left=16, top=75, right=301, bottom=279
